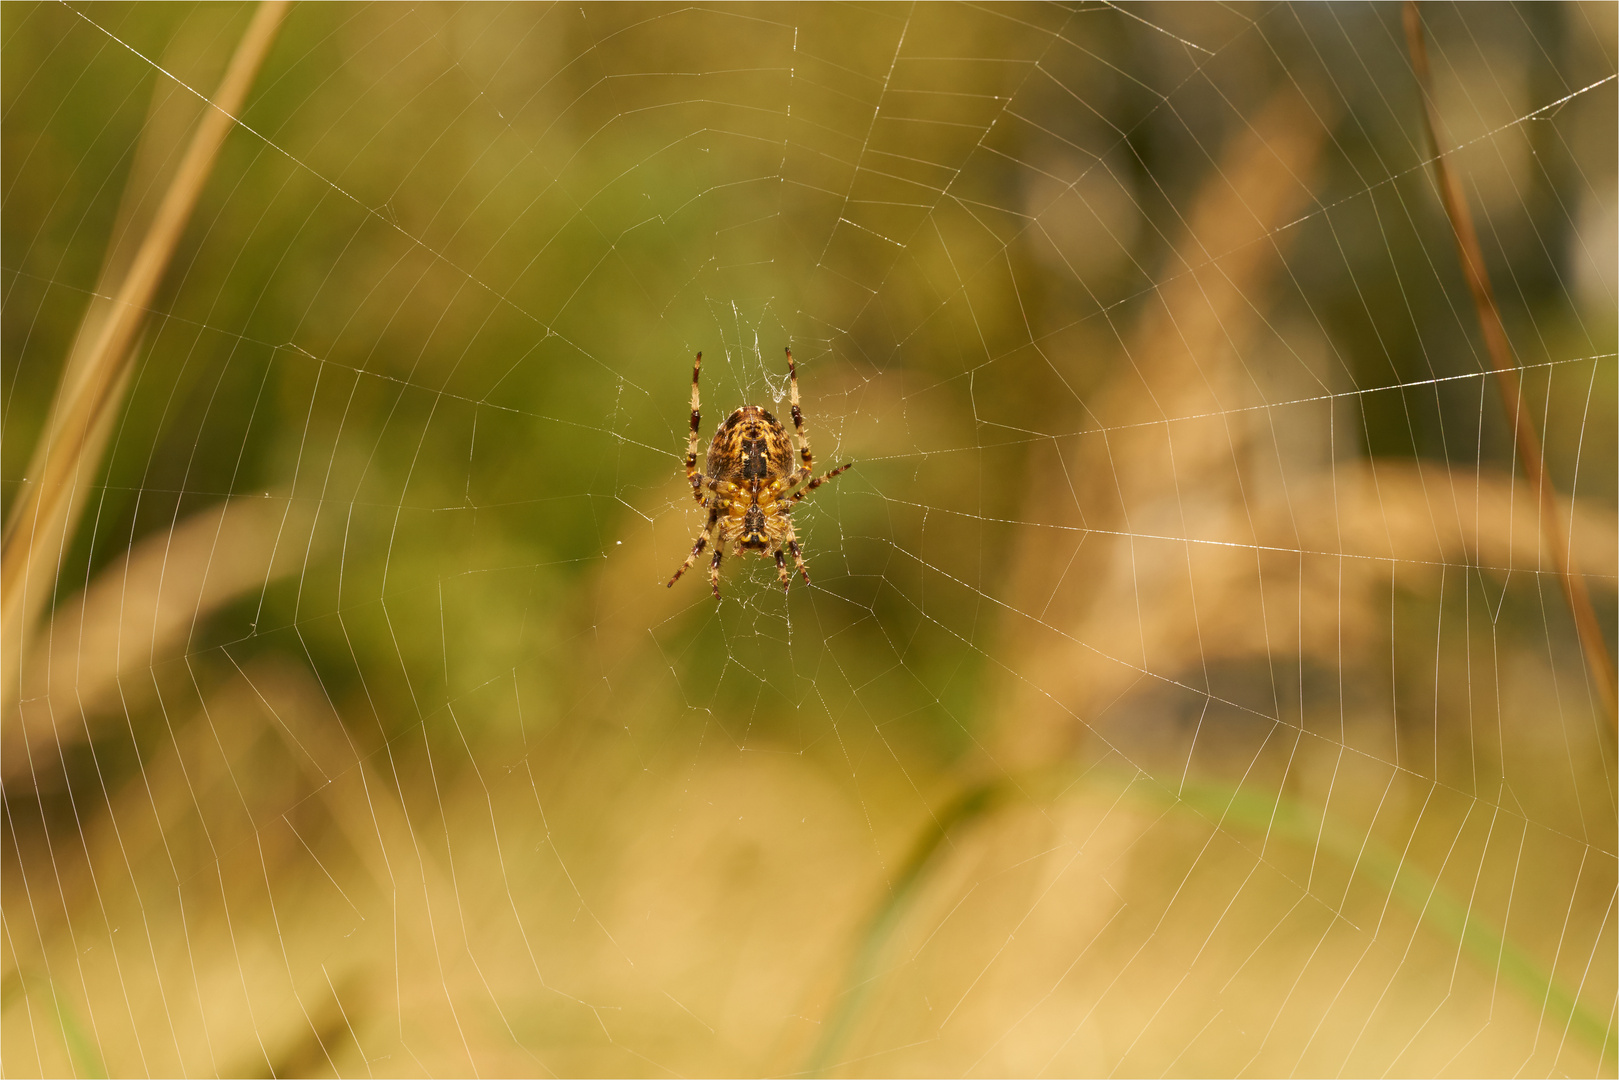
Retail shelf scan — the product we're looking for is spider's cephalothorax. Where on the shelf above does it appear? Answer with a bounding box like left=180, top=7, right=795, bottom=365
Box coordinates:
left=667, top=348, right=852, bottom=597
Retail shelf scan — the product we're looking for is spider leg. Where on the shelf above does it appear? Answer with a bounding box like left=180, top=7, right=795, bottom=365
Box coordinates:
left=774, top=513, right=812, bottom=586
left=667, top=507, right=719, bottom=587
left=685, top=351, right=706, bottom=503
left=708, top=540, right=726, bottom=599
left=784, top=347, right=814, bottom=479
left=788, top=537, right=810, bottom=585
left=774, top=548, right=791, bottom=593
left=783, top=348, right=852, bottom=495
left=791, top=461, right=853, bottom=501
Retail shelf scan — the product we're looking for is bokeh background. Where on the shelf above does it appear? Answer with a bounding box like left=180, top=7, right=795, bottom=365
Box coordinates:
left=3, top=2, right=1615, bottom=1076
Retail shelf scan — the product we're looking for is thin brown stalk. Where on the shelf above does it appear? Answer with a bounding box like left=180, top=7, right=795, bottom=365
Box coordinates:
left=1403, top=1, right=1617, bottom=729
left=0, top=1, right=289, bottom=714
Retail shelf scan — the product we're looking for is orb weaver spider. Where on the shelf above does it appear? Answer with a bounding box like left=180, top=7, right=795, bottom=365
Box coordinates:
left=667, top=348, right=852, bottom=597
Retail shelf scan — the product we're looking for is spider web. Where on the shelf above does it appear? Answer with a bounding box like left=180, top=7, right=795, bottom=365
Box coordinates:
left=2, top=2, right=1615, bottom=1076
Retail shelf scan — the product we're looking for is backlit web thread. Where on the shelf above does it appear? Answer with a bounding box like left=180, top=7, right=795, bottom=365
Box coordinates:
left=1, top=3, right=1613, bottom=1076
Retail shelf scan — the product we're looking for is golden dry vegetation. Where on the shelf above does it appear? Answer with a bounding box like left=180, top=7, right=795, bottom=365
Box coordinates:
left=2, top=3, right=1615, bottom=1076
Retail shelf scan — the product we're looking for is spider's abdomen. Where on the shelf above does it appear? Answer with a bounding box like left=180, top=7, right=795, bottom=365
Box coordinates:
left=707, top=406, right=793, bottom=484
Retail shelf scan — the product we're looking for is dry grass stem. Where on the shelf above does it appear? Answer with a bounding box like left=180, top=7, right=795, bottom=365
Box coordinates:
left=990, top=84, right=1331, bottom=766
left=4, top=7, right=1609, bottom=1074
left=1, top=8, right=246, bottom=693
left=2, top=6, right=247, bottom=762
left=2, top=495, right=319, bottom=784
left=0, top=0, right=288, bottom=715
left=1403, top=0, right=1617, bottom=727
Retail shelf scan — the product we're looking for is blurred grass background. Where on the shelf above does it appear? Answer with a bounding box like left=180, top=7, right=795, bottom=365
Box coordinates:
left=2, top=2, right=1615, bottom=1076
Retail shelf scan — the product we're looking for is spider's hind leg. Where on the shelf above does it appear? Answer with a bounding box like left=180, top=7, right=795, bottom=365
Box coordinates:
left=784, top=347, right=814, bottom=476
left=685, top=351, right=707, bottom=503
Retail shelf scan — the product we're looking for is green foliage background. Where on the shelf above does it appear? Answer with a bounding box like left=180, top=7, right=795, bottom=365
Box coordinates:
left=3, top=3, right=1615, bottom=1076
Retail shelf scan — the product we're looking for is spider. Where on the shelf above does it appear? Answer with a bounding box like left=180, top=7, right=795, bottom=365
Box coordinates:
left=667, top=348, right=852, bottom=598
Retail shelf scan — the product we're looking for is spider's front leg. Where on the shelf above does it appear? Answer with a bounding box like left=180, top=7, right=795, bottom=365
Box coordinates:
left=762, top=496, right=812, bottom=588
left=708, top=537, right=726, bottom=599
left=709, top=509, right=754, bottom=598
left=779, top=514, right=811, bottom=586
left=667, top=505, right=720, bottom=588
left=757, top=490, right=798, bottom=594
